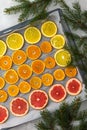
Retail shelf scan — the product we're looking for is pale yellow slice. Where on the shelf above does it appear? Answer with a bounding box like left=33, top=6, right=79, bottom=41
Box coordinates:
left=0, top=40, right=7, bottom=57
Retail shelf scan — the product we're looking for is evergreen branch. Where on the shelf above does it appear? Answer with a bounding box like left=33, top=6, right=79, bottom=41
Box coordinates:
left=12, top=0, right=29, bottom=3
left=76, top=110, right=87, bottom=120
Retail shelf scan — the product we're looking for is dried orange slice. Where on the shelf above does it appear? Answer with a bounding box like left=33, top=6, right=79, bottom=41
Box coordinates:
left=4, top=69, right=19, bottom=84
left=44, top=56, right=56, bottom=69
left=30, top=76, right=42, bottom=89
left=40, top=41, right=52, bottom=53
left=41, top=73, right=53, bottom=87
left=0, top=77, right=5, bottom=89
left=65, top=66, right=77, bottom=78
left=0, top=55, right=12, bottom=70
left=8, top=85, right=19, bottom=97
left=17, top=64, right=32, bottom=80
left=32, top=60, right=45, bottom=75
left=12, top=50, right=27, bottom=65
left=53, top=69, right=65, bottom=81
left=18, top=81, right=31, bottom=94
left=0, top=90, right=8, bottom=102
left=0, top=40, right=7, bottom=57
left=26, top=45, right=41, bottom=60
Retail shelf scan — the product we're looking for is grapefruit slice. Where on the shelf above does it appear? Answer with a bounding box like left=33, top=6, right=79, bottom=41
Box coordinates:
left=40, top=41, right=52, bottom=53
left=66, top=78, right=82, bottom=96
left=10, top=97, right=29, bottom=116
left=29, top=90, right=48, bottom=109
left=0, top=105, right=9, bottom=124
left=49, top=84, right=67, bottom=102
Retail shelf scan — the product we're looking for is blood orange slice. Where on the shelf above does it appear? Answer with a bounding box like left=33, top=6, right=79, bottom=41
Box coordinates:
left=49, top=84, right=67, bottom=102
left=29, top=90, right=48, bottom=109
left=10, top=97, right=29, bottom=116
left=66, top=78, right=82, bottom=96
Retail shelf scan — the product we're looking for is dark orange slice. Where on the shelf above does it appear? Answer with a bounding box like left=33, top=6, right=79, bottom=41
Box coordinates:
left=53, top=69, right=65, bottom=81
left=8, top=85, right=19, bottom=97
left=0, top=90, right=8, bottom=102
left=0, top=77, right=5, bottom=89
left=65, top=66, right=77, bottom=78
left=40, top=41, right=52, bottom=53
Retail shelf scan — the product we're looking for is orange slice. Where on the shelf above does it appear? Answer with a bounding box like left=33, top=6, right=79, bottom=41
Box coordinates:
left=0, top=90, right=8, bottom=102
left=17, top=64, right=32, bottom=80
left=8, top=85, right=19, bottom=97
left=41, top=73, right=53, bottom=87
left=32, top=60, right=45, bottom=75
left=4, top=69, right=19, bottom=84
left=0, top=77, right=5, bottom=89
left=0, top=55, right=12, bottom=70
left=18, top=81, right=31, bottom=94
left=40, top=41, right=52, bottom=53
left=26, top=45, right=41, bottom=60
left=44, top=56, right=56, bottom=69
left=53, top=69, right=65, bottom=81
left=30, top=76, right=42, bottom=89
left=65, top=66, right=77, bottom=78
left=0, top=40, right=7, bottom=57
left=12, top=50, right=27, bottom=65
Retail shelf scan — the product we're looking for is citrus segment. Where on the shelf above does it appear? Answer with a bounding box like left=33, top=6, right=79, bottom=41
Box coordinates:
left=53, top=69, right=65, bottom=81
left=8, top=85, right=19, bottom=97
left=42, top=73, right=53, bottom=87
left=65, top=66, right=77, bottom=78
left=40, top=41, right=52, bottom=53
left=0, top=90, right=8, bottom=102
left=0, top=40, right=7, bottom=57
left=0, top=77, right=5, bottom=89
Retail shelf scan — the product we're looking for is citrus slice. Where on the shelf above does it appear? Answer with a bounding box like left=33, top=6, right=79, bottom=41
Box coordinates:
left=6, top=33, right=24, bottom=50
left=50, top=34, right=65, bottom=49
left=65, top=66, right=77, bottom=78
left=0, top=90, right=8, bottom=102
left=0, top=55, right=12, bottom=70
left=42, top=73, right=54, bottom=87
left=40, top=41, right=52, bottom=53
left=54, top=49, right=71, bottom=67
left=8, top=85, right=19, bottom=97
left=0, top=40, right=7, bottom=57
left=4, top=69, right=19, bottom=84
left=44, top=56, right=56, bottom=69
left=53, top=69, right=65, bottom=81
left=17, top=64, right=32, bottom=80
left=31, top=60, right=45, bottom=75
left=41, top=21, right=57, bottom=37
left=12, top=50, right=27, bottom=65
left=24, top=27, right=41, bottom=44
left=30, top=76, right=42, bottom=89
left=18, top=81, right=31, bottom=94
left=26, top=45, right=41, bottom=60
left=0, top=77, right=5, bottom=89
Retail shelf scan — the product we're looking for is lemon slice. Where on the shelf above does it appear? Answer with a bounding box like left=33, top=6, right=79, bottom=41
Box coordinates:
left=24, top=27, right=41, bottom=44
left=0, top=40, right=7, bottom=57
left=41, top=21, right=57, bottom=37
left=50, top=34, right=65, bottom=49
left=6, top=33, right=24, bottom=50
left=54, top=49, right=71, bottom=67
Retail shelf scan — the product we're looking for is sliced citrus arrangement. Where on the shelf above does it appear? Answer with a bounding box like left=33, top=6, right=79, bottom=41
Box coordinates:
left=41, top=21, right=57, bottom=37
left=0, top=90, right=8, bottom=102
left=53, top=69, right=65, bottom=81
left=50, top=34, right=65, bottom=49
left=4, top=69, right=19, bottom=84
left=24, top=27, right=41, bottom=44
left=40, top=41, right=52, bottom=53
left=18, top=81, right=31, bottom=94
left=26, top=45, right=41, bottom=60
left=65, top=66, right=77, bottom=78
left=12, top=50, right=27, bottom=65
left=6, top=33, right=24, bottom=50
left=42, top=73, right=53, bottom=87
left=29, top=90, right=48, bottom=109
left=31, top=60, right=45, bottom=75
left=30, top=76, right=42, bottom=89
left=54, top=49, right=71, bottom=67
left=17, top=64, right=32, bottom=80
left=0, top=77, right=5, bottom=89
left=0, top=55, right=12, bottom=70
left=0, top=40, right=7, bottom=57
left=8, top=85, right=19, bottom=97
left=10, top=97, right=29, bottom=116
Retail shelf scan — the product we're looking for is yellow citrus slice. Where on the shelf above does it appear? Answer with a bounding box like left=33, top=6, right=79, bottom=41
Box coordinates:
left=41, top=73, right=53, bottom=87
left=8, top=85, right=19, bottom=97
left=0, top=40, right=7, bottom=57
left=54, top=49, right=71, bottom=67
left=6, top=33, right=24, bottom=50
left=0, top=90, right=8, bottom=102
left=0, top=55, right=12, bottom=70
left=12, top=50, right=27, bottom=65
left=40, top=41, right=52, bottom=53
left=0, top=77, right=5, bottom=89
left=50, top=34, right=65, bottom=49
left=4, top=69, right=19, bottom=84
left=18, top=81, right=31, bottom=94
left=26, top=45, right=41, bottom=60
left=41, top=21, right=57, bottom=37
left=53, top=69, right=65, bottom=81
left=65, top=66, right=77, bottom=78
left=24, top=27, right=41, bottom=44
left=30, top=76, right=42, bottom=89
